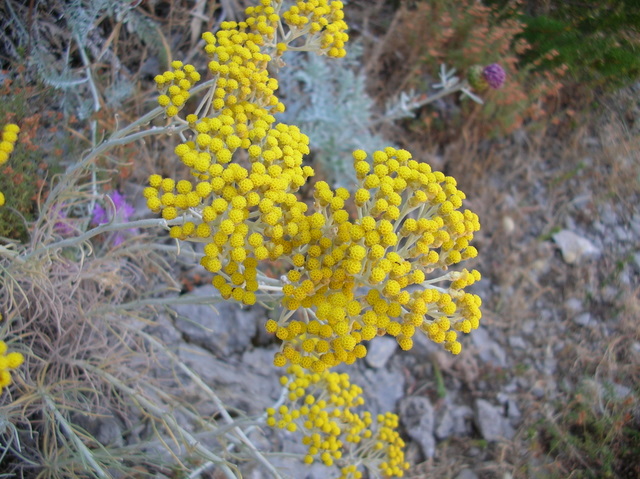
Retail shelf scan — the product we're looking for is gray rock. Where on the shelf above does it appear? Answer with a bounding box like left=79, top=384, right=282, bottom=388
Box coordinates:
left=171, top=285, right=259, bottom=356
left=452, top=405, right=474, bottom=437
left=474, top=399, right=514, bottom=441
left=145, top=314, right=183, bottom=346
left=531, top=380, right=546, bottom=399
left=598, top=381, right=633, bottom=400
left=601, top=285, right=618, bottom=302
left=433, top=400, right=474, bottom=440
left=455, top=469, right=479, bottom=479
left=522, top=320, right=536, bottom=335
left=614, top=225, right=632, bottom=242
left=543, top=346, right=557, bottom=376
left=599, top=202, right=617, bottom=225
left=565, top=297, right=583, bottom=313
left=177, top=344, right=281, bottom=415
left=508, top=336, right=527, bottom=349
left=631, top=213, right=640, bottom=235
left=434, top=405, right=454, bottom=439
left=365, top=336, right=398, bottom=369
left=341, top=358, right=405, bottom=416
left=573, top=312, right=593, bottom=326
left=399, top=396, right=436, bottom=458
left=71, top=411, right=124, bottom=447
left=552, top=229, right=601, bottom=264
left=497, top=394, right=522, bottom=426
left=471, top=326, right=507, bottom=368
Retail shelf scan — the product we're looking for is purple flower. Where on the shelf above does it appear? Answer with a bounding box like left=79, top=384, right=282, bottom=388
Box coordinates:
left=92, top=190, right=138, bottom=246
left=53, top=204, right=77, bottom=236
left=482, top=63, right=506, bottom=90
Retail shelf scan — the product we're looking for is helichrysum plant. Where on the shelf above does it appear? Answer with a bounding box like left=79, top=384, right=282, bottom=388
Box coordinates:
left=0, top=1, right=482, bottom=477
left=141, top=0, right=482, bottom=476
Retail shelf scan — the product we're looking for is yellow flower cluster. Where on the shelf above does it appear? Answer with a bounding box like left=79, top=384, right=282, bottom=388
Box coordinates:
left=0, top=315, right=24, bottom=395
left=280, top=0, right=349, bottom=58
left=145, top=0, right=347, bottom=308
left=0, top=123, right=20, bottom=207
left=144, top=0, right=482, bottom=371
left=143, top=0, right=482, bottom=474
left=266, top=148, right=482, bottom=372
left=266, top=365, right=409, bottom=478
left=155, top=61, right=201, bottom=117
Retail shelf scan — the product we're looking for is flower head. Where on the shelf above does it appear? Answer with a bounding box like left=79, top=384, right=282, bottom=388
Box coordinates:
left=482, top=63, right=506, bottom=90
left=266, top=365, right=409, bottom=477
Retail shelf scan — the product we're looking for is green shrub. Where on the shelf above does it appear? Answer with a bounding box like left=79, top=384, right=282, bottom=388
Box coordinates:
left=492, top=0, right=640, bottom=90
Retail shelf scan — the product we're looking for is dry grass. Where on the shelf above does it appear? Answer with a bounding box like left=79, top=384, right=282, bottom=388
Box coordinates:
left=0, top=181, right=246, bottom=476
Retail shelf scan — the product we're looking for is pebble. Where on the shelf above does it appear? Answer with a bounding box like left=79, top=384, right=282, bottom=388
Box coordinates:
left=552, top=229, right=601, bottom=264
left=630, top=214, right=640, bottom=235
left=434, top=404, right=473, bottom=440
left=508, top=336, right=527, bottom=349
left=564, top=297, right=583, bottom=313
left=498, top=394, right=523, bottom=425
left=434, top=406, right=454, bottom=440
left=365, top=336, right=398, bottom=369
left=171, top=285, right=258, bottom=356
left=471, top=327, right=507, bottom=368
left=521, top=320, right=536, bottom=335
left=614, top=225, right=632, bottom=242
left=455, top=469, right=479, bottom=479
left=573, top=312, right=593, bottom=326
left=399, top=396, right=436, bottom=458
left=531, top=381, right=546, bottom=399
left=502, top=216, right=515, bottom=234
left=474, top=399, right=514, bottom=441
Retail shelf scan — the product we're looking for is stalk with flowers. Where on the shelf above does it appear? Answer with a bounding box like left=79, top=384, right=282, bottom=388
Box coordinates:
left=0, top=1, right=487, bottom=477
left=144, top=1, right=482, bottom=370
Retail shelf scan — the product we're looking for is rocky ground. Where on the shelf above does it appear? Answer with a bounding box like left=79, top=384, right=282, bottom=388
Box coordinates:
left=117, top=85, right=638, bottom=479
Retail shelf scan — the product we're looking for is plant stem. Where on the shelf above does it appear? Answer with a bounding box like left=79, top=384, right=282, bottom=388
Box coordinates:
left=22, top=217, right=180, bottom=262
left=41, top=392, right=111, bottom=479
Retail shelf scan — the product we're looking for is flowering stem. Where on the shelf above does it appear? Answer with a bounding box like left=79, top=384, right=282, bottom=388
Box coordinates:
left=22, top=218, right=179, bottom=262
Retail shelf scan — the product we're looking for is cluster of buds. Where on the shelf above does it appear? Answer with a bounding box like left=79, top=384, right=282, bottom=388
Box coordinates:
left=144, top=1, right=482, bottom=476
left=267, top=365, right=409, bottom=478
left=0, top=123, right=20, bottom=207
left=144, top=0, right=482, bottom=371
left=280, top=0, right=349, bottom=58
left=155, top=62, right=201, bottom=118
left=266, top=147, right=482, bottom=373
